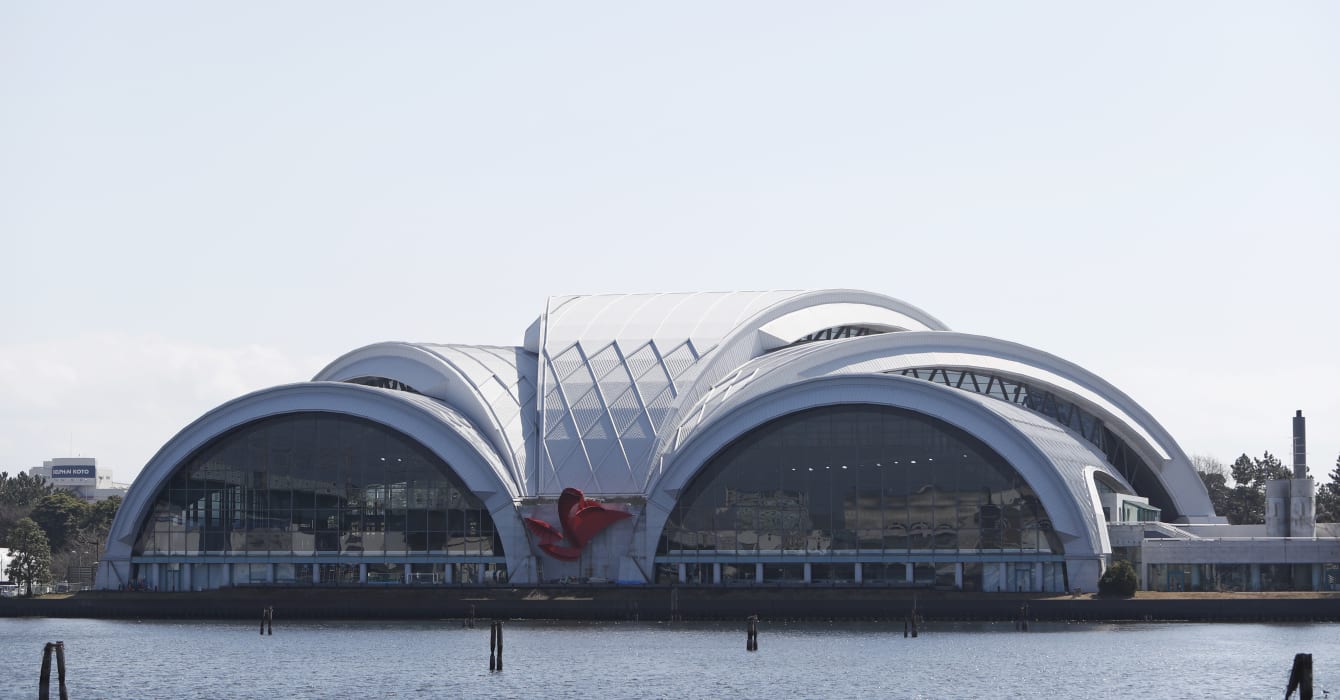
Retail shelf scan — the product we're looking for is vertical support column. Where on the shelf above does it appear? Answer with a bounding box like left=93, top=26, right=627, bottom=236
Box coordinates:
left=265, top=563, right=275, bottom=584
left=678, top=563, right=687, bottom=584
left=443, top=564, right=453, bottom=584
left=755, top=563, right=763, bottom=583
left=404, top=563, right=412, bottom=584
left=149, top=563, right=160, bottom=589
left=803, top=563, right=812, bottom=584
left=182, top=563, right=192, bottom=592
left=712, top=563, right=722, bottom=584
left=1250, top=564, right=1261, bottom=591
left=1190, top=565, right=1201, bottom=591
left=358, top=563, right=368, bottom=584
left=221, top=562, right=231, bottom=587
left=998, top=563, right=1008, bottom=592
left=904, top=563, right=913, bottom=583
left=854, top=563, right=863, bottom=584
left=1312, top=564, right=1323, bottom=591
left=1033, top=563, right=1043, bottom=593
left=1140, top=562, right=1149, bottom=591
left=954, top=562, right=963, bottom=590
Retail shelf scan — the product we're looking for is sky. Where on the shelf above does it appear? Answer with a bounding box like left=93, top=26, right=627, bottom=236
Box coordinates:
left=1, top=2, right=1337, bottom=489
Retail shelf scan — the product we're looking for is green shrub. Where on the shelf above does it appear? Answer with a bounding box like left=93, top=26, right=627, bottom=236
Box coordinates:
left=1097, top=560, right=1138, bottom=597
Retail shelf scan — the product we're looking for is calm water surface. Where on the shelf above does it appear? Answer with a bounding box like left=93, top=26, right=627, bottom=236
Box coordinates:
left=1, top=618, right=1336, bottom=698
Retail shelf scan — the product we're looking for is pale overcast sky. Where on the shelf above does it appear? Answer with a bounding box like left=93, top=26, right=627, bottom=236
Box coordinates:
left=1, top=3, right=1337, bottom=487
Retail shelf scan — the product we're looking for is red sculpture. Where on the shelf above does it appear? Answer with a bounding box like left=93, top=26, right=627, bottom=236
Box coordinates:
left=524, top=487, right=631, bottom=561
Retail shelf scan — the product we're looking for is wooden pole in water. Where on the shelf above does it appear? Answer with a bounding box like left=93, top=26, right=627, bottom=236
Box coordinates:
left=1286, top=653, right=1312, bottom=700
left=39, top=643, right=53, bottom=700
left=55, top=641, right=68, bottom=700
left=496, top=622, right=504, bottom=672
left=489, top=621, right=497, bottom=671
left=268, top=606, right=274, bottom=636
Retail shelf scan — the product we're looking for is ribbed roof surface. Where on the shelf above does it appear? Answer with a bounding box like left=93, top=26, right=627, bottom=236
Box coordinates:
left=541, top=291, right=808, bottom=352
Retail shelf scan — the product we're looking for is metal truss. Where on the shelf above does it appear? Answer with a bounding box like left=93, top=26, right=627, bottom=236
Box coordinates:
left=893, top=367, right=1167, bottom=514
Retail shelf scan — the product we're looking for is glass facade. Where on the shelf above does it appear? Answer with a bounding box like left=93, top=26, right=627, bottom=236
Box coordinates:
left=1148, top=563, right=1323, bottom=592
left=133, top=412, right=503, bottom=569
left=894, top=367, right=1178, bottom=519
left=657, top=404, right=1062, bottom=584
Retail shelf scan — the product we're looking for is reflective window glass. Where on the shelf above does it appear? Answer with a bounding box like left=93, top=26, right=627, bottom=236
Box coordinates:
left=658, top=404, right=1061, bottom=557
left=132, top=412, right=502, bottom=560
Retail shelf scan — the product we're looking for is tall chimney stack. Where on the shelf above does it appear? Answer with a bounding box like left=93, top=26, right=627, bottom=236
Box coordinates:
left=1293, top=410, right=1307, bottom=479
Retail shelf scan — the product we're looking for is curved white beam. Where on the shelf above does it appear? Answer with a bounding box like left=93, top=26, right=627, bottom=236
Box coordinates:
left=639, top=374, right=1117, bottom=587
left=97, top=382, right=531, bottom=588
left=313, top=342, right=534, bottom=494
left=638, top=289, right=949, bottom=489
left=663, top=331, right=1216, bottom=521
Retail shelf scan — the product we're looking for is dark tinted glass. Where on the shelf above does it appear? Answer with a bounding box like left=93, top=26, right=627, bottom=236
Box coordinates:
left=133, top=412, right=499, bottom=557
left=659, top=404, right=1059, bottom=556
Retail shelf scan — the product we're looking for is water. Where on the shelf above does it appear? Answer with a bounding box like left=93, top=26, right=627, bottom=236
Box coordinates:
left=1, top=618, right=1336, bottom=699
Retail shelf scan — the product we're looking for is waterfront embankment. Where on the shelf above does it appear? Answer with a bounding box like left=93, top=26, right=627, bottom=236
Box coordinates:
left=4, top=587, right=1340, bottom=622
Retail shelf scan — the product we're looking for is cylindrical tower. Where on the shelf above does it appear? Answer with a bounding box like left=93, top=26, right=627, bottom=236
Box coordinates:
left=1266, top=479, right=1291, bottom=537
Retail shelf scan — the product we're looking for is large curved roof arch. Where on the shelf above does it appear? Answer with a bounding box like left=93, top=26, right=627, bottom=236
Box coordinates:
left=314, top=342, right=536, bottom=494
left=101, top=382, right=529, bottom=576
left=530, top=289, right=947, bottom=494
left=659, top=330, right=1215, bottom=521
left=640, top=374, right=1124, bottom=577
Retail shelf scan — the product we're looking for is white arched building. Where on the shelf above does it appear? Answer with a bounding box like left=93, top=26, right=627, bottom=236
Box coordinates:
left=98, top=290, right=1225, bottom=593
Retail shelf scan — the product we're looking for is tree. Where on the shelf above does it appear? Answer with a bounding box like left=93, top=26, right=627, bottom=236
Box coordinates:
left=1098, top=560, right=1138, bottom=597
left=6, top=518, right=53, bottom=596
left=30, top=491, right=91, bottom=552
left=1193, top=455, right=1231, bottom=518
left=1316, top=454, right=1340, bottom=523
left=1222, top=452, right=1294, bottom=525
left=82, top=495, right=121, bottom=533
left=1224, top=454, right=1261, bottom=524
left=0, top=471, right=55, bottom=545
left=0, top=471, right=55, bottom=506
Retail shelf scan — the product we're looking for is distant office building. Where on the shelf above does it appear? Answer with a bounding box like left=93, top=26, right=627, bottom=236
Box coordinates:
left=95, top=291, right=1339, bottom=593
left=29, top=458, right=129, bottom=502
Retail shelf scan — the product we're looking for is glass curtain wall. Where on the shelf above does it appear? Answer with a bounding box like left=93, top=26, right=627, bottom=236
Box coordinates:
left=657, top=404, right=1061, bottom=583
left=133, top=412, right=501, bottom=563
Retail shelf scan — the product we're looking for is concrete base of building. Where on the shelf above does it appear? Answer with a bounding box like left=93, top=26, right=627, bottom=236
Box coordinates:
left=7, top=587, right=1340, bottom=622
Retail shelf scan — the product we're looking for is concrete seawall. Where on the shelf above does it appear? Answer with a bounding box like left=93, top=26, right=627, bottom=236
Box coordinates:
left=5, top=588, right=1340, bottom=622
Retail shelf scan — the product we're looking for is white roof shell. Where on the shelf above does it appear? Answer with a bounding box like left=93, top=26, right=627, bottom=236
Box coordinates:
left=532, top=289, right=948, bottom=495
left=663, top=331, right=1215, bottom=521
left=99, top=289, right=1220, bottom=589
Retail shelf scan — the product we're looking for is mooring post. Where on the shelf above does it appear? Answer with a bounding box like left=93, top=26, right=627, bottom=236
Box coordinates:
left=489, top=621, right=497, bottom=671
left=468, top=604, right=476, bottom=629
left=903, top=617, right=908, bottom=638
left=1286, top=652, right=1312, bottom=700
left=496, top=621, right=504, bottom=672
left=911, top=595, right=920, bottom=637
left=268, top=606, right=274, bottom=636
left=39, top=643, right=54, bottom=700
left=746, top=614, right=759, bottom=651
left=55, top=641, right=68, bottom=700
